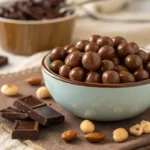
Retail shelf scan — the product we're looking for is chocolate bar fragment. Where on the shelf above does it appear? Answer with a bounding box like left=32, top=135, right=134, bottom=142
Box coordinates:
left=0, top=56, right=8, bottom=66
left=12, top=120, right=39, bottom=140
left=16, top=95, right=46, bottom=109
left=14, top=95, right=65, bottom=126
left=0, top=107, right=20, bottom=113
left=0, top=107, right=29, bottom=122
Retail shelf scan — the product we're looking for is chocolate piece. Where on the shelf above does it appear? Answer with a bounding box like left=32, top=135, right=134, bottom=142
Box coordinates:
left=65, top=51, right=82, bottom=67
left=59, top=65, right=71, bottom=78
left=117, top=43, right=135, bottom=57
left=13, top=95, right=64, bottom=126
left=33, top=106, right=64, bottom=125
left=98, top=45, right=115, bottom=60
left=119, top=71, right=135, bottom=83
left=85, top=72, right=101, bottom=83
left=0, top=107, right=20, bottom=113
left=64, top=44, right=75, bottom=51
left=115, top=65, right=129, bottom=73
left=50, top=60, right=64, bottom=73
left=0, top=0, right=68, bottom=20
left=85, top=42, right=99, bottom=52
left=21, top=6, right=47, bottom=20
left=0, top=107, right=29, bottom=122
left=0, top=56, right=8, bottom=66
left=1, top=112, right=29, bottom=122
left=125, top=54, right=142, bottom=71
left=89, top=35, right=101, bottom=43
left=75, top=40, right=89, bottom=51
left=148, top=52, right=150, bottom=62
left=137, top=50, right=148, bottom=63
left=100, top=60, right=115, bottom=73
left=67, top=47, right=80, bottom=54
left=128, top=42, right=139, bottom=54
left=82, top=51, right=101, bottom=71
left=50, top=47, right=67, bottom=61
left=145, top=62, right=150, bottom=74
left=69, top=67, right=85, bottom=82
left=97, top=36, right=114, bottom=48
left=102, top=70, right=120, bottom=84
left=12, top=120, right=39, bottom=140
left=112, top=36, right=127, bottom=48
left=138, top=65, right=144, bottom=70
left=111, top=56, right=120, bottom=65
left=14, top=95, right=46, bottom=109
left=133, top=69, right=149, bottom=81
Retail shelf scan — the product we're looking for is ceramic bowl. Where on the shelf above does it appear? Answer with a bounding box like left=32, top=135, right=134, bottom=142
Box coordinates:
left=0, top=0, right=77, bottom=55
left=42, top=52, right=150, bottom=121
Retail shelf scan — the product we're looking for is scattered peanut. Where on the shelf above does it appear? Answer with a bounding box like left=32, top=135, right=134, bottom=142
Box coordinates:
left=26, top=77, right=41, bottom=86
left=140, top=120, right=150, bottom=134
left=61, top=130, right=77, bottom=142
left=129, top=124, right=143, bottom=136
left=1, top=84, right=18, bottom=96
left=80, top=120, right=95, bottom=134
left=36, top=86, right=50, bottom=99
left=113, top=128, right=128, bottom=142
left=85, top=133, right=105, bottom=143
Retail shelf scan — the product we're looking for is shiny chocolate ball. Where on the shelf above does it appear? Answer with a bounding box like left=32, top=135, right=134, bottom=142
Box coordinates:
left=50, top=47, right=67, bottom=61
left=85, top=42, right=99, bottom=52
left=125, top=54, right=142, bottom=71
left=145, top=62, right=150, bottom=74
left=119, top=71, right=135, bottom=83
left=100, top=60, right=115, bottom=73
left=115, top=65, right=129, bottom=73
left=102, top=70, right=120, bottom=84
left=50, top=60, right=64, bottom=73
left=82, top=51, right=101, bottom=71
left=134, top=69, right=149, bottom=81
left=75, top=40, right=89, bottom=51
left=59, top=65, right=71, bottom=78
left=97, top=36, right=114, bottom=47
left=111, top=56, right=120, bottom=65
left=65, top=51, right=82, bottom=67
left=89, top=35, right=101, bottom=43
left=64, top=44, right=75, bottom=51
left=85, top=72, right=101, bottom=83
left=138, top=65, right=144, bottom=70
left=69, top=67, right=85, bottom=81
left=67, top=47, right=80, bottom=54
left=98, top=45, right=115, bottom=60
left=117, top=43, right=135, bottom=57
left=112, top=36, right=127, bottom=48
left=137, top=50, right=148, bottom=63
left=128, top=42, right=139, bottom=54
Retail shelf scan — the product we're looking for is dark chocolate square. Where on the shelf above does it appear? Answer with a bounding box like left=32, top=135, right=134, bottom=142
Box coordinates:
left=19, top=95, right=46, bottom=109
left=0, top=56, right=8, bottom=66
left=12, top=120, right=39, bottom=140
left=34, top=106, right=64, bottom=125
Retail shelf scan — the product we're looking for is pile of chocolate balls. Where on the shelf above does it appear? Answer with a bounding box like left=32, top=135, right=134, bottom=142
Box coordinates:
left=49, top=35, right=150, bottom=84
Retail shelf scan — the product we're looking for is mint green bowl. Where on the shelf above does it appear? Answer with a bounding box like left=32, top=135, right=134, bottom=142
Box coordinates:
left=42, top=53, right=150, bottom=121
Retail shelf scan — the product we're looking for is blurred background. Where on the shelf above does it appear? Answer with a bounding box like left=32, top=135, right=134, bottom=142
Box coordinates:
left=0, top=0, right=150, bottom=74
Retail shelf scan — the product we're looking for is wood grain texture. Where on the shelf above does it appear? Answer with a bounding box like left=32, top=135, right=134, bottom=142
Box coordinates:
left=0, top=14, right=77, bottom=56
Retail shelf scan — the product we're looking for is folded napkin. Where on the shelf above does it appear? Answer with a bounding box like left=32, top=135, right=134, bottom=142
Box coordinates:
left=0, top=67, right=150, bottom=150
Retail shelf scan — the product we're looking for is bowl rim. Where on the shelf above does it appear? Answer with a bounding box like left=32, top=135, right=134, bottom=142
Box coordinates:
left=0, top=0, right=77, bottom=24
left=42, top=49, right=150, bottom=88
